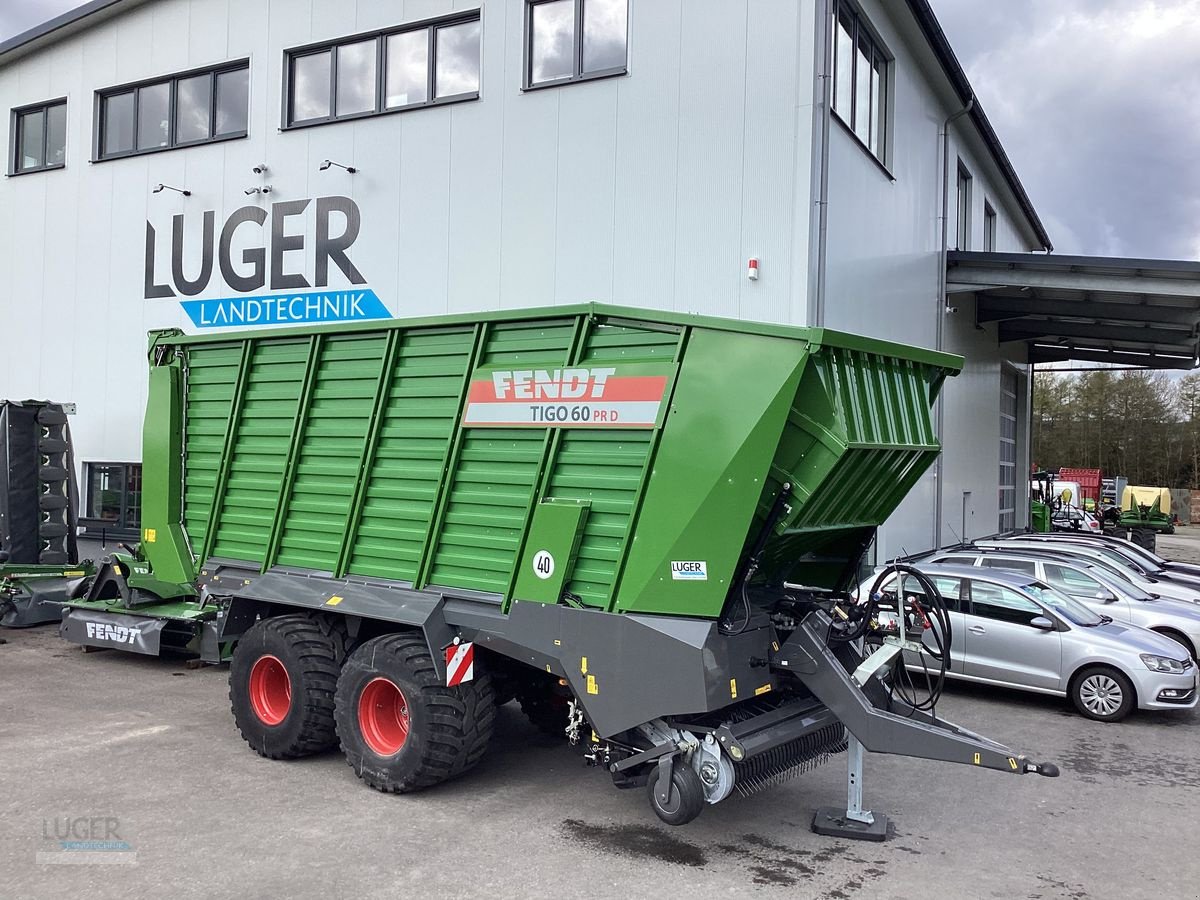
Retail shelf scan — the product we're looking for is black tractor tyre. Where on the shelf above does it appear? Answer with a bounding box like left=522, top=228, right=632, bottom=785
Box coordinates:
left=1071, top=666, right=1136, bottom=723
left=647, top=760, right=706, bottom=826
left=229, top=614, right=344, bottom=759
left=519, top=691, right=571, bottom=737
left=1131, top=527, right=1157, bottom=552
left=335, top=632, right=496, bottom=793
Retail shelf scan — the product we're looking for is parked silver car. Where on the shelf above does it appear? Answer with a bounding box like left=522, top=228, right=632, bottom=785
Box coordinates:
left=924, top=548, right=1200, bottom=659
left=975, top=538, right=1200, bottom=605
left=1010, top=532, right=1200, bottom=584
left=858, top=564, right=1198, bottom=722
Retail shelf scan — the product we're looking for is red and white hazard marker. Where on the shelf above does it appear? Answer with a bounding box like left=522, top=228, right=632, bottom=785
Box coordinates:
left=445, top=641, right=475, bottom=686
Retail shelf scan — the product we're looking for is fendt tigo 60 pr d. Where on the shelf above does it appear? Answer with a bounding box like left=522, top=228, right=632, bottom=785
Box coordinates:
left=55, top=305, right=1057, bottom=828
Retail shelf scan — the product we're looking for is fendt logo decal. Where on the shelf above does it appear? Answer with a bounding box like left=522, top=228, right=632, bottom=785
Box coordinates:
left=462, top=364, right=672, bottom=428
left=84, top=622, right=141, bottom=644
left=492, top=368, right=617, bottom=400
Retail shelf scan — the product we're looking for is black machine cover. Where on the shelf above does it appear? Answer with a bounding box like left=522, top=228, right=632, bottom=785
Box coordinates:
left=0, top=401, right=79, bottom=565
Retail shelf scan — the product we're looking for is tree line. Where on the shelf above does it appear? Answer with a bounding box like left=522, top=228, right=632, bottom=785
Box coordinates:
left=1033, top=369, right=1200, bottom=490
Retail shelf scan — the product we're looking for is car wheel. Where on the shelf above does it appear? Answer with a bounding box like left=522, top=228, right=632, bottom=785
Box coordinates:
left=1071, top=666, right=1135, bottom=722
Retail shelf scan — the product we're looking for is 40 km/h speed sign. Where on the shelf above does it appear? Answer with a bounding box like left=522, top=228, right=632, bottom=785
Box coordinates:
left=461, top=363, right=672, bottom=429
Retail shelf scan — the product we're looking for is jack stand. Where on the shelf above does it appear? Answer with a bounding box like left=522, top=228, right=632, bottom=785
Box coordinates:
left=811, top=735, right=889, bottom=842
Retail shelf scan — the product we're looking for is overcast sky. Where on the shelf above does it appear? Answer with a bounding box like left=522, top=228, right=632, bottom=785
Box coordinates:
left=3, top=0, right=1197, bottom=261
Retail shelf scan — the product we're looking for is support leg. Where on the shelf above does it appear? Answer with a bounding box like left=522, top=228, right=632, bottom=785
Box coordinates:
left=811, top=735, right=890, bottom=841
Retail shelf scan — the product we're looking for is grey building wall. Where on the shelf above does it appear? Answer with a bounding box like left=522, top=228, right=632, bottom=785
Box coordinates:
left=817, top=0, right=1039, bottom=557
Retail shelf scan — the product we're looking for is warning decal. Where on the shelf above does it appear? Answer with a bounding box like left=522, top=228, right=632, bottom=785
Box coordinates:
left=445, top=641, right=475, bottom=686
left=462, top=363, right=672, bottom=429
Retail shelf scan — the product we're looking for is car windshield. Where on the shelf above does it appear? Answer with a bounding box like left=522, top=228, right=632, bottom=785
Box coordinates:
left=1107, top=539, right=1166, bottom=568
left=1024, top=582, right=1106, bottom=626
left=1089, top=569, right=1153, bottom=602
left=1092, top=545, right=1151, bottom=574
left=1028, top=545, right=1143, bottom=582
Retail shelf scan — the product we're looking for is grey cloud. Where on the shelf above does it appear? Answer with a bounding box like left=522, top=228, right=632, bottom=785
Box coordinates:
left=932, top=0, right=1200, bottom=260
left=531, top=0, right=575, bottom=83
left=0, top=0, right=80, bottom=42
left=434, top=18, right=480, bottom=98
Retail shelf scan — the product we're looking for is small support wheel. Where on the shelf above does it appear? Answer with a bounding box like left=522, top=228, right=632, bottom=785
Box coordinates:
left=646, top=758, right=705, bottom=826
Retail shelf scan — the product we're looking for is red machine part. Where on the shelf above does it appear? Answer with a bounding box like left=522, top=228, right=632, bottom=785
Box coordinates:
left=1058, top=467, right=1102, bottom=505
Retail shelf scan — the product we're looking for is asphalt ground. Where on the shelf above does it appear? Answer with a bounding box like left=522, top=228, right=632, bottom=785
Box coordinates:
left=3, top=536, right=1200, bottom=899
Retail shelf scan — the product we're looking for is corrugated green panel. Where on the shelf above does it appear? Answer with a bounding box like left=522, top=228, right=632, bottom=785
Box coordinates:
left=534, top=322, right=680, bottom=606
left=347, top=327, right=475, bottom=581
left=183, top=343, right=242, bottom=552
left=580, top=321, right=680, bottom=363
left=210, top=339, right=309, bottom=562
left=831, top=349, right=935, bottom=449
left=425, top=320, right=576, bottom=592
left=543, top=430, right=653, bottom=606
left=426, top=430, right=545, bottom=592
left=275, top=333, right=387, bottom=572
left=477, top=319, right=577, bottom=366
left=756, top=347, right=942, bottom=537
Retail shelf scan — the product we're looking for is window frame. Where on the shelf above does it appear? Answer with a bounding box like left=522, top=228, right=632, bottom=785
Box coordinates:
left=92, top=59, right=250, bottom=162
left=1043, top=563, right=1106, bottom=598
left=282, top=10, right=482, bottom=130
left=875, top=572, right=964, bottom=613
left=81, top=461, right=143, bottom=537
left=831, top=2, right=891, bottom=166
left=523, top=0, right=630, bottom=92
left=956, top=160, right=973, bottom=250
left=8, top=97, right=67, bottom=176
left=966, top=579, right=1044, bottom=626
left=983, top=200, right=998, bottom=251
left=980, top=557, right=1037, bottom=575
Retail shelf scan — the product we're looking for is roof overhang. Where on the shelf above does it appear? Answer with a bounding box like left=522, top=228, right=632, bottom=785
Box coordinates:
left=0, top=0, right=151, bottom=68
left=948, top=251, right=1200, bottom=370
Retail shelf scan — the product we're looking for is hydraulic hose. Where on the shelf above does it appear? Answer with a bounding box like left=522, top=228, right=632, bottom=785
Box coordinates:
left=848, top=564, right=954, bottom=713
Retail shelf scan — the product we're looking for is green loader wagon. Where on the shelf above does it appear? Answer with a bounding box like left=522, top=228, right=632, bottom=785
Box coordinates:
left=60, top=304, right=1056, bottom=827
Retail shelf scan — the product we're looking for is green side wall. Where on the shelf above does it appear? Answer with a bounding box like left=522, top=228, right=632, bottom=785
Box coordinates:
left=139, top=304, right=961, bottom=620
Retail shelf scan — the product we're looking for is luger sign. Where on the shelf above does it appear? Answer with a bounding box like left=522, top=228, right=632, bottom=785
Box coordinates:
left=144, top=195, right=389, bottom=329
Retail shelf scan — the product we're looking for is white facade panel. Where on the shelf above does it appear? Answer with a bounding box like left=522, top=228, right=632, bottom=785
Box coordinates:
left=611, top=0, right=681, bottom=310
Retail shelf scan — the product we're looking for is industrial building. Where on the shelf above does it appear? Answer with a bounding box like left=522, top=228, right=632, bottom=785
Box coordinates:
left=1, top=0, right=1196, bottom=558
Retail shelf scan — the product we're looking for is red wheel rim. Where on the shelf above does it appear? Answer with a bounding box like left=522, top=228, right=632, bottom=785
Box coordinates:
left=358, top=677, right=410, bottom=756
left=248, top=654, right=292, bottom=726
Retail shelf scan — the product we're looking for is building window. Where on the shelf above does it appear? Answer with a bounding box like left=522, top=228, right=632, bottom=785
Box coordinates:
left=83, top=463, right=142, bottom=534
left=285, top=12, right=481, bottom=128
left=832, top=3, right=889, bottom=161
left=95, top=61, right=249, bottom=161
left=999, top=371, right=1018, bottom=533
left=984, top=201, right=997, bottom=251
left=956, top=161, right=972, bottom=250
left=525, top=0, right=628, bottom=89
left=10, top=99, right=67, bottom=175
